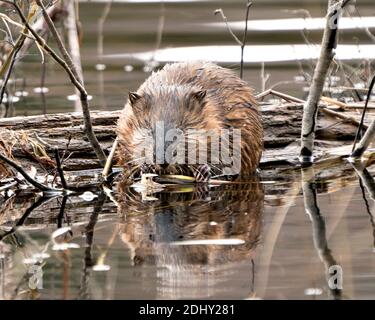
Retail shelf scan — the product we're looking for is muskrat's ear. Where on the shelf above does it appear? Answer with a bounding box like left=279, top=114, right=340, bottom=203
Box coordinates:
left=128, top=92, right=142, bottom=105
left=192, top=90, right=206, bottom=103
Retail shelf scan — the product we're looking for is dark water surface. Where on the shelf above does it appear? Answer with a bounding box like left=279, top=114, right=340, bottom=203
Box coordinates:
left=1, top=163, right=375, bottom=299
left=10, top=0, right=375, bottom=115
left=1, top=0, right=375, bottom=300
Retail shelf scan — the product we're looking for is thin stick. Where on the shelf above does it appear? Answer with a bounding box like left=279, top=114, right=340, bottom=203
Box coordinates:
left=240, top=1, right=252, bottom=79
left=214, top=1, right=252, bottom=80
left=0, top=32, right=26, bottom=105
left=0, top=180, right=17, bottom=191
left=256, top=88, right=365, bottom=129
left=0, top=152, right=60, bottom=192
left=36, top=0, right=81, bottom=83
left=214, top=9, right=242, bottom=46
left=0, top=196, right=53, bottom=241
left=7, top=0, right=107, bottom=166
left=54, top=148, right=68, bottom=189
left=255, top=89, right=305, bottom=103
left=320, top=107, right=367, bottom=129
left=97, top=0, right=113, bottom=58
left=351, top=74, right=375, bottom=156
left=64, top=0, right=85, bottom=112
left=102, top=137, right=118, bottom=180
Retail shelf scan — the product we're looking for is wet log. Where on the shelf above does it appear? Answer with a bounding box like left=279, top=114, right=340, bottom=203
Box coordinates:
left=0, top=103, right=373, bottom=176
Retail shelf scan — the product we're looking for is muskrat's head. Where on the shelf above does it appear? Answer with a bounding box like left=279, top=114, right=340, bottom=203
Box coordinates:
left=117, top=84, right=231, bottom=181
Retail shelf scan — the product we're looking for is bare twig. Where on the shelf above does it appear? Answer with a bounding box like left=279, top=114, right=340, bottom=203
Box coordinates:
left=0, top=196, right=54, bottom=242
left=0, top=152, right=61, bottom=192
left=240, top=1, right=252, bottom=79
left=102, top=137, right=118, bottom=180
left=256, top=89, right=365, bottom=129
left=151, top=1, right=165, bottom=63
left=0, top=31, right=27, bottom=105
left=214, top=1, right=253, bottom=79
left=36, top=0, right=81, bottom=82
left=256, top=89, right=305, bottom=103
left=214, top=8, right=242, bottom=46
left=4, top=0, right=107, bottom=166
left=97, top=0, right=113, bottom=58
left=260, top=62, right=269, bottom=92
left=351, top=74, right=375, bottom=157
left=54, top=148, right=68, bottom=189
left=0, top=180, right=17, bottom=191
left=320, top=107, right=367, bottom=129
left=64, top=0, right=85, bottom=112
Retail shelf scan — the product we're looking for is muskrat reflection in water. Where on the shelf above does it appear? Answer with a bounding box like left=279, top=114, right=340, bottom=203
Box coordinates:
left=116, top=179, right=263, bottom=299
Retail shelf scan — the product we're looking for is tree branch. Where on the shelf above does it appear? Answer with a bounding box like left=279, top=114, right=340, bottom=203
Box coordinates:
left=1, top=0, right=107, bottom=166
left=299, top=0, right=343, bottom=164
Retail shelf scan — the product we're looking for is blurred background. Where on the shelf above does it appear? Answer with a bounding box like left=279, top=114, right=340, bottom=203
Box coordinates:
left=5, top=0, right=375, bottom=115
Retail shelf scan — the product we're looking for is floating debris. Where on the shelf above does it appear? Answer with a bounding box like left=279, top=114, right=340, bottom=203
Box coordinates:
left=170, top=239, right=246, bottom=246
left=79, top=191, right=98, bottom=202
left=157, top=174, right=195, bottom=184
left=131, top=173, right=165, bottom=192
left=14, top=91, right=29, bottom=97
left=52, top=243, right=80, bottom=251
left=33, top=87, right=49, bottom=94
left=124, top=64, right=134, bottom=72
left=92, top=264, right=111, bottom=272
left=51, top=227, right=72, bottom=240
left=95, top=63, right=106, bottom=71
left=67, top=94, right=93, bottom=101
left=304, top=288, right=323, bottom=296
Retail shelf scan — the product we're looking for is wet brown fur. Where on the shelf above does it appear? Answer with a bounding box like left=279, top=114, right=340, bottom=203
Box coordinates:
left=116, top=61, right=263, bottom=178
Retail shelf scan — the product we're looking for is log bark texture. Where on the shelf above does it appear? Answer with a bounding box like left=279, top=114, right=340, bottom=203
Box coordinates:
left=0, top=103, right=373, bottom=175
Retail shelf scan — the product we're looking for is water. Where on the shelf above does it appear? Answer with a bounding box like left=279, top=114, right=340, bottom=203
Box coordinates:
left=1, top=163, right=375, bottom=299
left=1, top=0, right=375, bottom=300
left=9, top=0, right=375, bottom=115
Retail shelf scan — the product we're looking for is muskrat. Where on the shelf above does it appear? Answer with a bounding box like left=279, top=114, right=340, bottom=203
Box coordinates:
left=116, top=61, right=263, bottom=181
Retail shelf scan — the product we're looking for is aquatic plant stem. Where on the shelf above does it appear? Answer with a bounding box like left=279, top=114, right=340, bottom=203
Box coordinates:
left=4, top=0, right=107, bottom=166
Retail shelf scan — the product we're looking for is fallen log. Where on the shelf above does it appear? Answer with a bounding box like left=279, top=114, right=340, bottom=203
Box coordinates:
left=0, top=102, right=373, bottom=179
